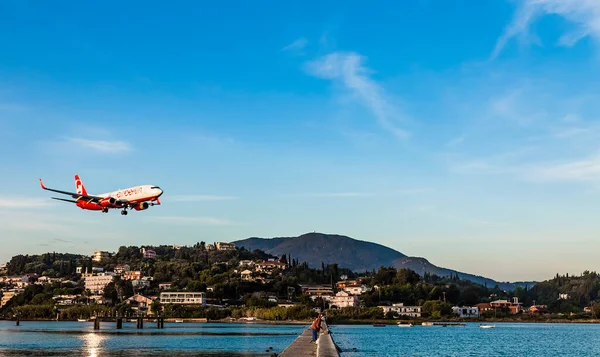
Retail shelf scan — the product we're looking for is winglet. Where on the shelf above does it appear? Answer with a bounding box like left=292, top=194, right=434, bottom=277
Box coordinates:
left=39, top=178, right=47, bottom=190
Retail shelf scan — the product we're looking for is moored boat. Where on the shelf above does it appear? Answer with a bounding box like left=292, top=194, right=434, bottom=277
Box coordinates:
left=397, top=322, right=413, bottom=327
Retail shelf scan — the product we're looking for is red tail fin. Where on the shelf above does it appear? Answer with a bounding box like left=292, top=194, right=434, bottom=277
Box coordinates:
left=75, top=175, right=88, bottom=196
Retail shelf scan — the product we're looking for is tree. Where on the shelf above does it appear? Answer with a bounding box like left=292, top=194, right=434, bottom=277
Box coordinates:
left=280, top=254, right=287, bottom=265
left=395, top=269, right=420, bottom=285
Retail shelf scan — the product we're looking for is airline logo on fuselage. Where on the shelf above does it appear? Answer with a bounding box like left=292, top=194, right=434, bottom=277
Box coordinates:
left=114, top=186, right=143, bottom=199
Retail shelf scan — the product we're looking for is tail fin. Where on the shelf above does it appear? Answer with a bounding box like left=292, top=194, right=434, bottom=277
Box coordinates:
left=75, top=175, right=88, bottom=196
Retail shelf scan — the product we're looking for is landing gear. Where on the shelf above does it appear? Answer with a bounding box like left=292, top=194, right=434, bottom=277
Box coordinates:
left=102, top=207, right=108, bottom=213
left=121, top=210, right=128, bottom=215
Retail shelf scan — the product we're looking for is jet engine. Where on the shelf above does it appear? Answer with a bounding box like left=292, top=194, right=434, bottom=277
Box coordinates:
left=100, top=197, right=117, bottom=206
left=134, top=202, right=149, bottom=211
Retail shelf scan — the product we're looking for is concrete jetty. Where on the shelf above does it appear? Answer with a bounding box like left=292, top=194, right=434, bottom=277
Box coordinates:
left=279, top=321, right=340, bottom=357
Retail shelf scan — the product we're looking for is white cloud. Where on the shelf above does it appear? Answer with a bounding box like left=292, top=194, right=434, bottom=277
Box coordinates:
left=305, top=52, right=410, bottom=139
left=525, top=155, right=600, bottom=182
left=67, top=138, right=132, bottom=153
left=169, top=195, right=239, bottom=202
left=0, top=198, right=55, bottom=209
left=154, top=216, right=233, bottom=225
left=493, top=0, right=600, bottom=58
left=282, top=37, right=308, bottom=52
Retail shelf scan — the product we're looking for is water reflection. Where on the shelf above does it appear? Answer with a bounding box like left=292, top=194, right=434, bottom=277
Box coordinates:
left=80, top=332, right=105, bottom=357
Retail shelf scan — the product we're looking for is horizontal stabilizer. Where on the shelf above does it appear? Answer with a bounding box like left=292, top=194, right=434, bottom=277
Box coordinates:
left=51, top=197, right=78, bottom=204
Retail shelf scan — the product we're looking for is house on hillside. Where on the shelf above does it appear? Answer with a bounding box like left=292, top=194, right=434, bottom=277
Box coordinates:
left=330, top=291, right=359, bottom=308
left=256, top=261, right=286, bottom=274
left=126, top=294, right=155, bottom=314
left=240, top=270, right=254, bottom=282
left=378, top=303, right=422, bottom=318
left=452, top=306, right=479, bottom=318
left=216, top=242, right=236, bottom=251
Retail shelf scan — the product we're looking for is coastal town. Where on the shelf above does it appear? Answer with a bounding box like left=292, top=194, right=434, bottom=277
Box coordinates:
left=0, top=242, right=595, bottom=322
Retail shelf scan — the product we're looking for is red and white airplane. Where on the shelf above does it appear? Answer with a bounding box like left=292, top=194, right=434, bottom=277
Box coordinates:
left=39, top=174, right=163, bottom=215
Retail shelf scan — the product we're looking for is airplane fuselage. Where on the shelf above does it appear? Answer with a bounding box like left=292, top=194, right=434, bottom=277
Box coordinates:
left=40, top=175, right=163, bottom=215
left=78, top=185, right=163, bottom=211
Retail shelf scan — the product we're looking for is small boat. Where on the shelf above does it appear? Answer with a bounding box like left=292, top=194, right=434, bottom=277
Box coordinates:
left=480, top=324, right=495, bottom=329
left=77, top=319, right=87, bottom=322
left=397, top=323, right=413, bottom=327
left=421, top=322, right=434, bottom=326
left=175, top=319, right=184, bottom=323
left=372, top=323, right=386, bottom=327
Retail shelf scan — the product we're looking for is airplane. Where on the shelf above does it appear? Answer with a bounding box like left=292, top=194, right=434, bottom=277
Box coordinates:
left=39, top=174, right=163, bottom=215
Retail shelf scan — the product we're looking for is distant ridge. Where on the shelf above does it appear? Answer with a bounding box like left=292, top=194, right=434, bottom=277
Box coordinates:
left=233, top=232, right=535, bottom=291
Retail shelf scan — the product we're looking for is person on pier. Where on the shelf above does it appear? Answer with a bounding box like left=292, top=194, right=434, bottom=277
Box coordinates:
left=310, top=313, right=322, bottom=343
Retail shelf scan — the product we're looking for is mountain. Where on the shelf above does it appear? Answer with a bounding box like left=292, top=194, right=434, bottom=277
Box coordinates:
left=233, top=232, right=535, bottom=291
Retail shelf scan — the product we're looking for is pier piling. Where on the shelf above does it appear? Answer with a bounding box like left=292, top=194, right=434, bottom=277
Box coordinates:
left=93, top=318, right=100, bottom=330
left=116, top=318, right=123, bottom=329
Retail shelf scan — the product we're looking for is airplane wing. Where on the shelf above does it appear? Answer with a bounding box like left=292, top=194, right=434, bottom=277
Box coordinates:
left=40, top=178, right=105, bottom=202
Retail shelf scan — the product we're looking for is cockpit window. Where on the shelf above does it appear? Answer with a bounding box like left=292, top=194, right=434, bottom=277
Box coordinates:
left=151, top=186, right=161, bottom=189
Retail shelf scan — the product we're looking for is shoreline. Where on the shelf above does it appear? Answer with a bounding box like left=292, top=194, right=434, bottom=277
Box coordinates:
left=2, top=317, right=600, bottom=325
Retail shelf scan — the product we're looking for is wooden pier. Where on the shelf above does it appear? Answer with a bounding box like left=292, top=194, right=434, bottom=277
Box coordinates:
left=279, top=321, right=340, bottom=357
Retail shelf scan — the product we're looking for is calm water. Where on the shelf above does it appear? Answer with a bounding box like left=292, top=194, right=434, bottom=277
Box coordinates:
left=331, top=322, right=600, bottom=356
left=1, top=321, right=600, bottom=356
left=0, top=320, right=302, bottom=356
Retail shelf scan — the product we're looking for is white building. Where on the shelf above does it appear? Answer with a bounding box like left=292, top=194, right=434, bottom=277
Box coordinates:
left=92, top=251, right=110, bottom=263
left=330, top=291, right=359, bottom=308
left=141, top=248, right=157, bottom=259
left=378, top=303, right=422, bottom=318
left=84, top=273, right=115, bottom=294
left=452, top=306, right=479, bottom=318
left=215, top=242, right=236, bottom=251
left=343, top=284, right=369, bottom=296
left=160, top=292, right=206, bottom=305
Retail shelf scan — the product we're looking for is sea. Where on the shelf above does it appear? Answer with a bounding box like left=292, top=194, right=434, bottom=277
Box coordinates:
left=1, top=320, right=599, bottom=356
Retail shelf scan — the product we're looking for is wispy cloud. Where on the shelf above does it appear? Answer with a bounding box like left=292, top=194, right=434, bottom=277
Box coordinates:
left=0, top=198, right=55, bottom=209
left=153, top=216, right=233, bottom=225
left=493, top=0, right=600, bottom=59
left=282, top=189, right=429, bottom=198
left=304, top=52, right=410, bottom=139
left=169, top=195, right=239, bottom=202
left=282, top=37, right=308, bottom=52
left=67, top=138, right=132, bottom=153
left=293, top=192, right=374, bottom=198
left=525, top=155, right=600, bottom=182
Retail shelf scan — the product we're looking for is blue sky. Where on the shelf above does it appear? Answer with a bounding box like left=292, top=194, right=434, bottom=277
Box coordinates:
left=2, top=0, right=600, bottom=282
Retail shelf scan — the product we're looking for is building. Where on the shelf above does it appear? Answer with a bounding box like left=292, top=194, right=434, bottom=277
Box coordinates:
left=378, top=303, right=422, bottom=318
left=84, top=273, right=115, bottom=294
left=330, top=291, right=359, bottom=308
left=301, top=285, right=334, bottom=296
left=490, top=298, right=522, bottom=314
left=160, top=292, right=206, bottom=305
left=475, top=303, right=492, bottom=313
left=126, top=294, right=154, bottom=313
left=452, top=306, right=479, bottom=318
left=240, top=270, right=254, bottom=281
left=131, top=279, right=151, bottom=289
left=215, top=242, right=236, bottom=251
left=122, top=271, right=143, bottom=280
left=159, top=283, right=172, bottom=290
left=141, top=248, right=157, bottom=259
left=256, top=261, right=287, bottom=274
left=0, top=263, right=7, bottom=274
left=238, top=260, right=254, bottom=267
left=0, top=290, right=21, bottom=308
left=114, top=264, right=131, bottom=274
left=92, top=251, right=110, bottom=263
